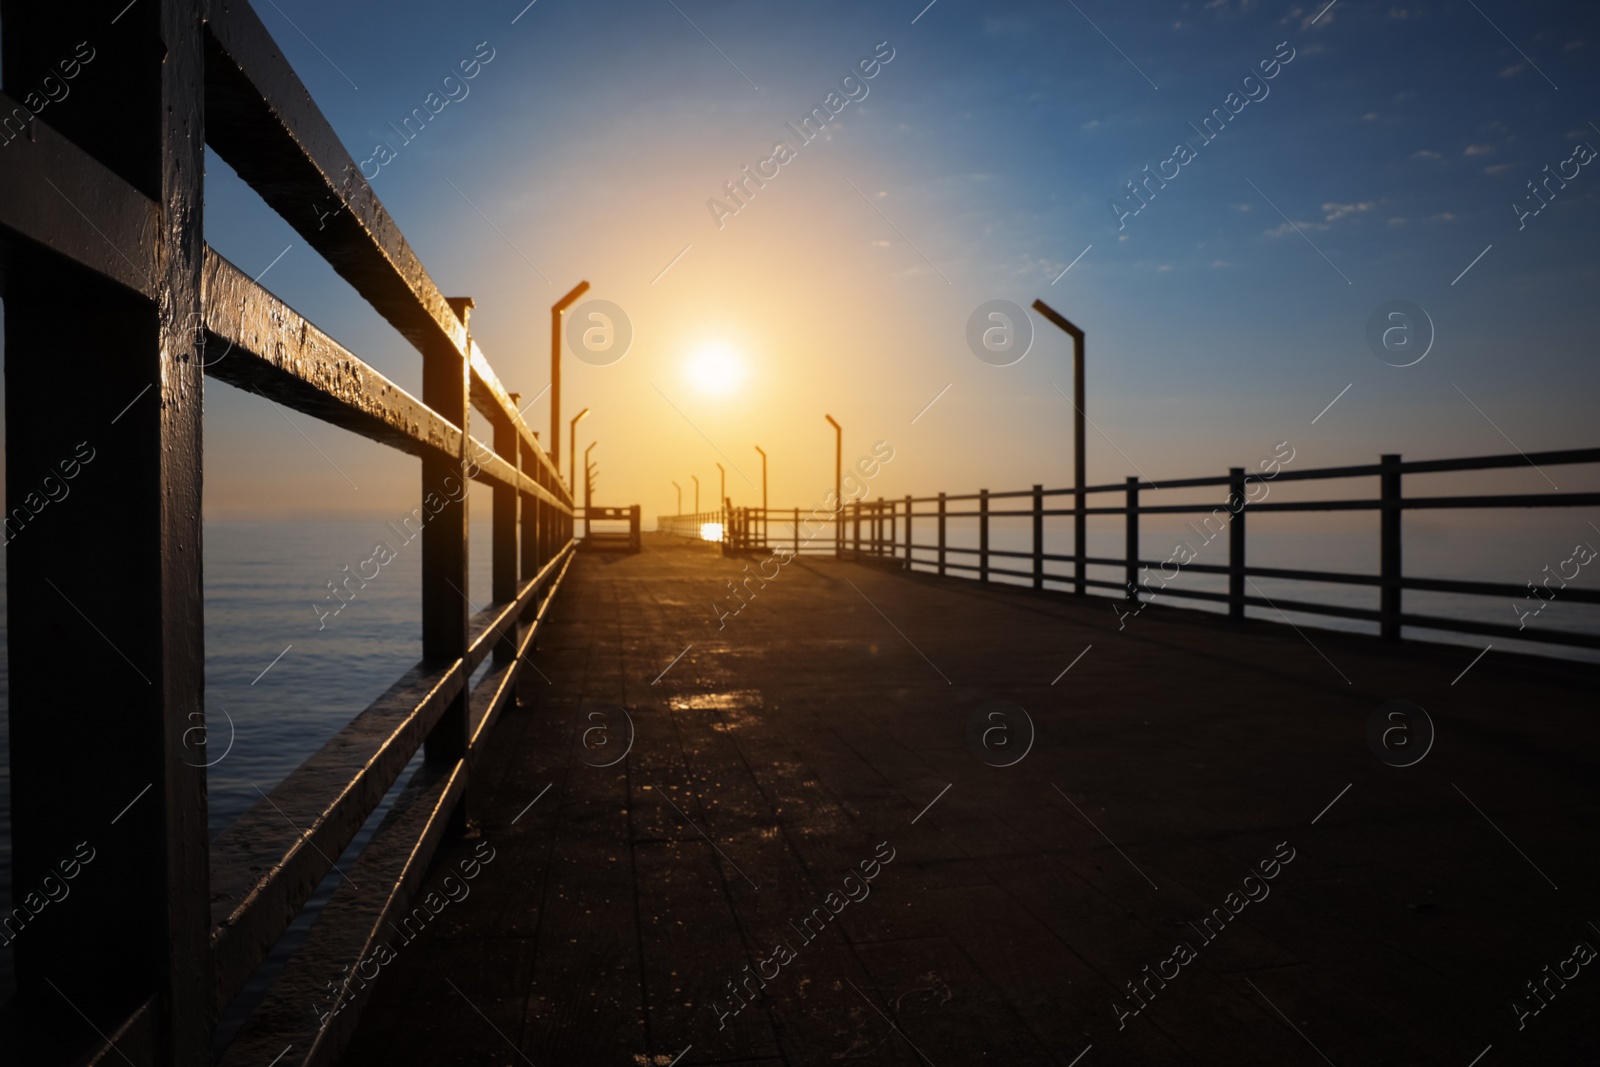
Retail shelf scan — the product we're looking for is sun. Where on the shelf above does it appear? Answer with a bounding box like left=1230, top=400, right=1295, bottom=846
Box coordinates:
left=685, top=345, right=744, bottom=396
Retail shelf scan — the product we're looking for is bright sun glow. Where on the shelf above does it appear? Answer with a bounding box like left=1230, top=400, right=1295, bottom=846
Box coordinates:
left=686, top=345, right=744, bottom=396
left=700, top=522, right=724, bottom=542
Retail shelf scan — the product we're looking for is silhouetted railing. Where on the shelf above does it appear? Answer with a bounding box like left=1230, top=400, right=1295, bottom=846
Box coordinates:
left=1, top=3, right=573, bottom=1064
left=657, top=510, right=727, bottom=540
left=579, top=506, right=642, bottom=553
left=723, top=449, right=1600, bottom=651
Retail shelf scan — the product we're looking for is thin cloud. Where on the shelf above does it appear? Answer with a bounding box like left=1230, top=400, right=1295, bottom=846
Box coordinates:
left=1322, top=201, right=1375, bottom=222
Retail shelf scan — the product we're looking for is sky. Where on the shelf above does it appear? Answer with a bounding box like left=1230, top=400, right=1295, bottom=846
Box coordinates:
left=8, top=0, right=1600, bottom=523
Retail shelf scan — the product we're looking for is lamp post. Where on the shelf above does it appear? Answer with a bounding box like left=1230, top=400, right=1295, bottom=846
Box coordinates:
left=824, top=414, right=841, bottom=558
left=584, top=441, right=597, bottom=539
left=1031, top=299, right=1086, bottom=596
left=715, top=462, right=726, bottom=544
left=550, top=280, right=590, bottom=478
left=754, top=445, right=767, bottom=549
left=672, top=481, right=682, bottom=515
left=691, top=475, right=699, bottom=514
left=568, top=407, right=590, bottom=496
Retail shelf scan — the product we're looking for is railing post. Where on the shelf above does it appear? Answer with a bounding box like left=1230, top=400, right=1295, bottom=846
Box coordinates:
left=853, top=500, right=862, bottom=559
left=631, top=504, right=641, bottom=553
left=1032, top=484, right=1044, bottom=590
left=1229, top=467, right=1246, bottom=620
left=1125, top=477, right=1139, bottom=601
left=1075, top=482, right=1087, bottom=596
left=905, top=494, right=913, bottom=568
left=979, top=489, right=990, bottom=582
left=520, top=439, right=542, bottom=642
left=1, top=1, right=213, bottom=1058
left=492, top=407, right=519, bottom=665
left=794, top=506, right=800, bottom=556
left=938, top=492, right=947, bottom=576
left=1381, top=453, right=1402, bottom=640
left=424, top=298, right=473, bottom=812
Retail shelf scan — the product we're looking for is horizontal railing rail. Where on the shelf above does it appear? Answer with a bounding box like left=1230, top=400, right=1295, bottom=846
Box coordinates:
left=721, top=448, right=1600, bottom=651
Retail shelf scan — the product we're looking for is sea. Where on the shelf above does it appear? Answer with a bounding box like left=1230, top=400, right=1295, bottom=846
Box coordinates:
left=1, top=515, right=1596, bottom=1007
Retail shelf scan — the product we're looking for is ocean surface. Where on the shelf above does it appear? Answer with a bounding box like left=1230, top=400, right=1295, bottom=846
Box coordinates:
left=1, top=515, right=1596, bottom=1003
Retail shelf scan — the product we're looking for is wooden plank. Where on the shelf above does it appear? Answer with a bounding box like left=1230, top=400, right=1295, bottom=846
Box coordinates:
left=201, top=248, right=459, bottom=459
left=0, top=92, right=160, bottom=299
left=215, top=761, right=466, bottom=1067
left=210, top=551, right=570, bottom=1010
left=209, top=658, right=464, bottom=1010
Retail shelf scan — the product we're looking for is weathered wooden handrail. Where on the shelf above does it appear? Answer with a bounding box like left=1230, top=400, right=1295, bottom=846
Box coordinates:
left=0, top=2, right=576, bottom=1064
left=722, top=447, right=1600, bottom=651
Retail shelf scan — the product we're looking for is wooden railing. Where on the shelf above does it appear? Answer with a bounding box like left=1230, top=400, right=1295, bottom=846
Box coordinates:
left=579, top=506, right=642, bottom=553
left=723, top=449, right=1600, bottom=651
left=0, top=2, right=574, bottom=1064
left=657, top=510, right=726, bottom=541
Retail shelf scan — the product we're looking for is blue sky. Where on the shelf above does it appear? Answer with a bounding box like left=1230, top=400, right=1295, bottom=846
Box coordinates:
left=15, top=0, right=1597, bottom=519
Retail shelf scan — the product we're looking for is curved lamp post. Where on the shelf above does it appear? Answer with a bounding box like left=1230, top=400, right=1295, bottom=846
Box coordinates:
left=715, top=462, right=727, bottom=544
left=550, top=280, right=590, bottom=476
left=754, top=445, right=767, bottom=548
left=824, top=414, right=841, bottom=558
left=1031, top=299, right=1086, bottom=595
left=568, top=407, right=590, bottom=497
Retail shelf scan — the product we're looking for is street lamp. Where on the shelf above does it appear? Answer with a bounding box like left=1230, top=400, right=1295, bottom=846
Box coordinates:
left=584, top=441, right=597, bottom=539
left=672, top=481, right=682, bottom=515
left=1031, top=299, right=1086, bottom=596
left=824, top=414, right=841, bottom=558
left=568, top=407, right=590, bottom=495
left=550, top=280, right=590, bottom=475
left=691, top=475, right=699, bottom=513
left=754, top=445, right=767, bottom=549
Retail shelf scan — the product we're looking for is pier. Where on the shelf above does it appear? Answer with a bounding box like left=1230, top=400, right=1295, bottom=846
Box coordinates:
left=1, top=2, right=1597, bottom=1065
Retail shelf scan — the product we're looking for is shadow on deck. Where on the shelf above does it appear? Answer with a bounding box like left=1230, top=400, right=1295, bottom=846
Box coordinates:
left=344, top=533, right=1600, bottom=1066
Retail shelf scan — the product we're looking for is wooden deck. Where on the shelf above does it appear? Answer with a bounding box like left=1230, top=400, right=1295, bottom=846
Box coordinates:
left=344, top=534, right=1600, bottom=1066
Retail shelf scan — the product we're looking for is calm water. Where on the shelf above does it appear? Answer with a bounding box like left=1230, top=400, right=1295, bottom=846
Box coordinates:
left=2, top=514, right=1596, bottom=999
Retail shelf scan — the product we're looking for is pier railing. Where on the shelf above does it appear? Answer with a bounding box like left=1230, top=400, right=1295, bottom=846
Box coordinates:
left=579, top=505, right=642, bottom=553
left=657, top=510, right=727, bottom=541
left=724, top=449, right=1600, bottom=651
left=0, top=2, right=574, bottom=1064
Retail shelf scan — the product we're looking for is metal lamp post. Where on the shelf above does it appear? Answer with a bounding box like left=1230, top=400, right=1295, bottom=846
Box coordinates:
left=691, top=475, right=699, bottom=514
left=568, top=407, right=590, bottom=497
left=824, top=414, right=841, bottom=558
left=754, top=445, right=767, bottom=549
left=1031, top=300, right=1086, bottom=596
left=715, top=462, right=726, bottom=544
left=672, top=481, right=682, bottom=515
left=550, top=280, right=590, bottom=478
left=584, top=441, right=597, bottom=539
